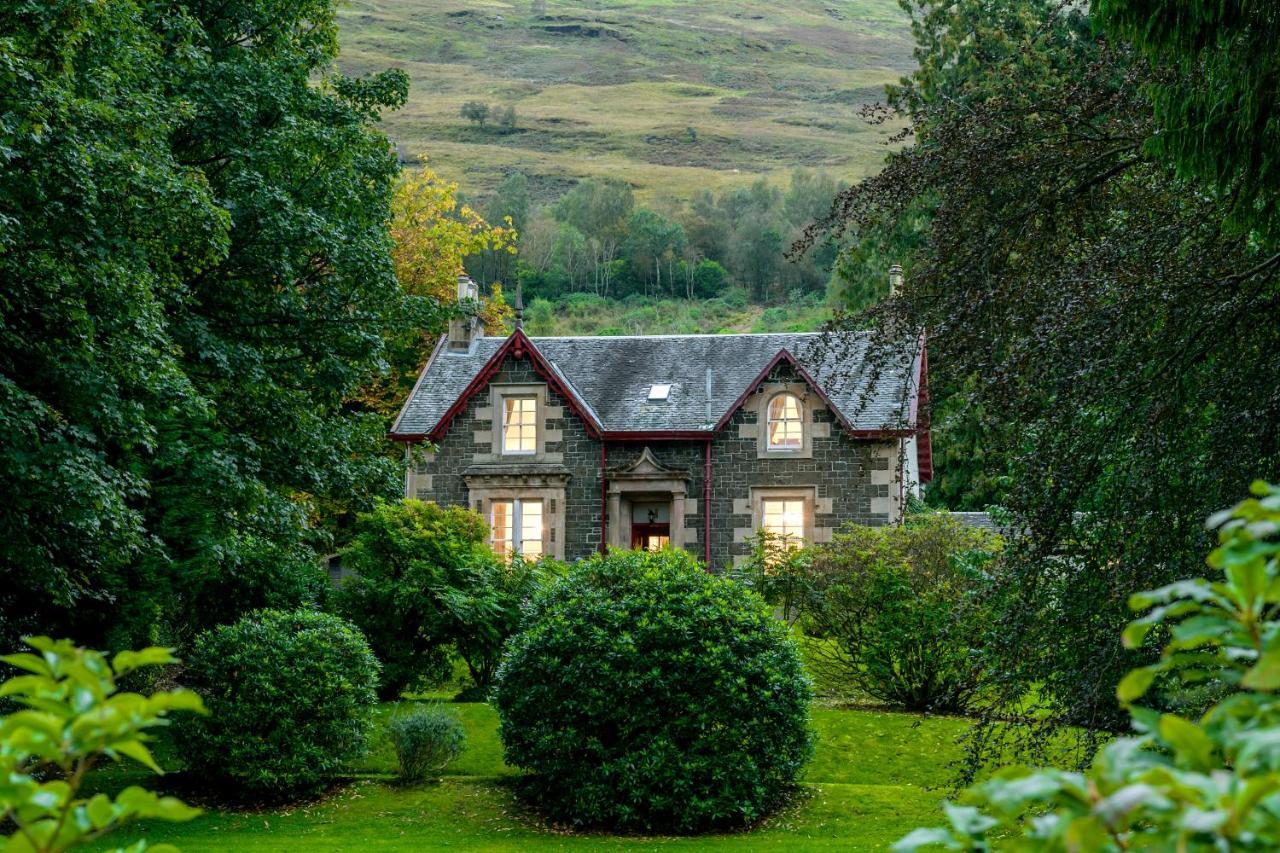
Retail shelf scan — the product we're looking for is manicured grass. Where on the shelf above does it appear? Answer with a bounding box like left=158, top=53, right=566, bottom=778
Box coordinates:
left=87, top=699, right=964, bottom=851
left=336, top=0, right=915, bottom=203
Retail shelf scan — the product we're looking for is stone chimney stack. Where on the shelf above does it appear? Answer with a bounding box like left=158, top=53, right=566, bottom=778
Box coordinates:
left=888, top=264, right=904, bottom=296
left=447, top=274, right=483, bottom=352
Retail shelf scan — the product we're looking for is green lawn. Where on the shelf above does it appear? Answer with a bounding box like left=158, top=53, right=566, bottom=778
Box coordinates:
left=88, top=700, right=967, bottom=851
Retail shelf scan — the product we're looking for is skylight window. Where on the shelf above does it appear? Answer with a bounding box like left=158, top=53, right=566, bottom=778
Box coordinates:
left=648, top=383, right=672, bottom=401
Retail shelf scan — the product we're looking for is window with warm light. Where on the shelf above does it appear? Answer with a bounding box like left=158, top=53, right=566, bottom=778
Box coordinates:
left=766, top=393, right=803, bottom=451
left=490, top=498, right=544, bottom=559
left=501, top=395, right=537, bottom=455
left=761, top=497, right=806, bottom=544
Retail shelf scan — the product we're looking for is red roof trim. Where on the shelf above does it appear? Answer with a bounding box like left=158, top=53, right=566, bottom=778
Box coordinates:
left=403, top=330, right=604, bottom=443
left=712, top=348, right=857, bottom=434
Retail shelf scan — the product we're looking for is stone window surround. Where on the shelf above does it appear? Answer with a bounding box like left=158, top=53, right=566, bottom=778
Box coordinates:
left=464, top=475, right=568, bottom=561
left=750, top=485, right=817, bottom=545
left=481, top=383, right=564, bottom=463
left=746, top=382, right=830, bottom=459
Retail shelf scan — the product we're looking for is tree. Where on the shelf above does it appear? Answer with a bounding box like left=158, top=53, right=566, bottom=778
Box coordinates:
left=461, top=100, right=490, bottom=128
left=495, top=105, right=518, bottom=133
left=732, top=211, right=784, bottom=301
left=553, top=179, right=634, bottom=296
left=1, top=0, right=412, bottom=649
left=803, top=0, right=1280, bottom=772
left=624, top=209, right=686, bottom=295
left=1094, top=0, right=1280, bottom=239
left=334, top=499, right=493, bottom=698
left=355, top=167, right=514, bottom=417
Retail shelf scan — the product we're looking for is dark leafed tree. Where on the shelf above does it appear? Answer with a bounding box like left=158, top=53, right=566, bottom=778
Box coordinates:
left=801, top=0, right=1280, bottom=777
left=0, top=0, right=410, bottom=649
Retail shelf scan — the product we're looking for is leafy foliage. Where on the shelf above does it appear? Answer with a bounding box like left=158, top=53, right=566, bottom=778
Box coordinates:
left=1, top=637, right=205, bottom=852
left=805, top=0, right=1280, bottom=765
left=897, top=483, right=1280, bottom=851
left=451, top=555, right=563, bottom=692
left=355, top=168, right=514, bottom=417
left=0, top=0, right=411, bottom=650
left=492, top=549, right=814, bottom=833
left=801, top=515, right=1003, bottom=712
left=172, top=609, right=379, bottom=800
left=1094, top=0, right=1280, bottom=238
left=387, top=705, right=467, bottom=783
left=335, top=500, right=495, bottom=698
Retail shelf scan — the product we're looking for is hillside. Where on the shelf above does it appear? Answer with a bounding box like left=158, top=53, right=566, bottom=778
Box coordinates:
left=336, top=0, right=915, bottom=203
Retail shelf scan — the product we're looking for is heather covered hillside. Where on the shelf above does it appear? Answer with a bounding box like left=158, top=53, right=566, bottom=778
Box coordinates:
left=336, top=0, right=914, bottom=204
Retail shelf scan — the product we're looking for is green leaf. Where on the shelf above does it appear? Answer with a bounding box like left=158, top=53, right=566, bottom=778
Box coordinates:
left=1157, top=714, right=1214, bottom=771
left=1242, top=650, right=1280, bottom=691
left=1117, top=666, right=1159, bottom=703
left=86, top=792, right=117, bottom=829
left=112, top=647, right=178, bottom=676
left=114, top=740, right=163, bottom=774
left=892, top=827, right=962, bottom=851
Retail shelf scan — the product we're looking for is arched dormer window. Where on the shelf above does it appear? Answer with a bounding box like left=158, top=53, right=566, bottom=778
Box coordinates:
left=766, top=393, right=804, bottom=451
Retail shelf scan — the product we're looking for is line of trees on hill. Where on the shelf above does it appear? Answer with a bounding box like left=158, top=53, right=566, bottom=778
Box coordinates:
left=463, top=169, right=858, bottom=307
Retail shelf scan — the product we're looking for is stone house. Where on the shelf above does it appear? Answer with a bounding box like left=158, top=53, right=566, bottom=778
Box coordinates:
left=390, top=278, right=932, bottom=568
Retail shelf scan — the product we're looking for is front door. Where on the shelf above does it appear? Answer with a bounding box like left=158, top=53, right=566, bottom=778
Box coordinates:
left=631, top=522, right=670, bottom=551
left=630, top=500, right=672, bottom=551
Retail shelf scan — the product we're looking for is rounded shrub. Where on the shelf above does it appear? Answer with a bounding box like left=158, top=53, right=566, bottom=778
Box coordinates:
left=174, top=608, right=380, bottom=799
left=492, top=549, right=814, bottom=833
left=388, top=705, right=467, bottom=782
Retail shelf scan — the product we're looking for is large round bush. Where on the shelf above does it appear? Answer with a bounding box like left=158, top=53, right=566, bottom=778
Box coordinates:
left=492, top=549, right=814, bottom=832
left=174, top=608, right=380, bottom=799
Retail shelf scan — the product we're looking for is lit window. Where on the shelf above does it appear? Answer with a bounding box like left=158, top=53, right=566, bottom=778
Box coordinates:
left=490, top=498, right=544, bottom=560
left=502, top=396, right=537, bottom=454
left=761, top=498, right=806, bottom=544
left=767, top=393, right=803, bottom=450
left=491, top=500, right=514, bottom=558
left=648, top=383, right=671, bottom=400
left=520, top=499, right=543, bottom=558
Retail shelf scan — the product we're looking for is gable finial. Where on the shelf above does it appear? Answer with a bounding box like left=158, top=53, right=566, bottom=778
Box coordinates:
left=513, top=281, right=524, bottom=331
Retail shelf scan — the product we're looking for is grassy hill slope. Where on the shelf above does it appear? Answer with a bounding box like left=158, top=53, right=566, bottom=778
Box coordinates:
left=337, top=0, right=915, bottom=203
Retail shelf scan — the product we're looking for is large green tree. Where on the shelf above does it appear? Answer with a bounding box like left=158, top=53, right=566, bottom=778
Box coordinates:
left=804, top=0, right=1280, bottom=772
left=1094, top=0, right=1280, bottom=238
left=0, top=0, right=409, bottom=649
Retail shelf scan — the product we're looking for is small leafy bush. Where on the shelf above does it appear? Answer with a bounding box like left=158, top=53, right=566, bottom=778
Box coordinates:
left=173, top=609, right=379, bottom=800
left=335, top=499, right=494, bottom=698
left=1, top=637, right=205, bottom=852
left=897, top=482, right=1280, bottom=851
left=493, top=548, right=814, bottom=833
left=801, top=513, right=1003, bottom=712
left=388, top=706, right=467, bottom=782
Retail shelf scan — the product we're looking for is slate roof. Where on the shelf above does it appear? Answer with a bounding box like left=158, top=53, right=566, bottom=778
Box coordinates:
left=392, top=331, right=922, bottom=439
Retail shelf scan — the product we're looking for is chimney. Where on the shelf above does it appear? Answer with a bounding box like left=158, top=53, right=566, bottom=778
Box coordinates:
left=888, top=264, right=904, bottom=296
left=447, top=274, right=483, bottom=352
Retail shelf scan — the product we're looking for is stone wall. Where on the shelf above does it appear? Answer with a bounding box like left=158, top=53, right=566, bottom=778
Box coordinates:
left=707, top=361, right=897, bottom=569
left=406, top=355, right=603, bottom=560
left=406, top=355, right=897, bottom=568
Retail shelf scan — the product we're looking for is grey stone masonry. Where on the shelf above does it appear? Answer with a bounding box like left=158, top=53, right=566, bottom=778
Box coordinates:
left=405, top=351, right=904, bottom=568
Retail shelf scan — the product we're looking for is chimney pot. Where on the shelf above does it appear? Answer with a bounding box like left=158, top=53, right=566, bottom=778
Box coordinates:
left=448, top=274, right=483, bottom=352
left=888, top=264, right=904, bottom=296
